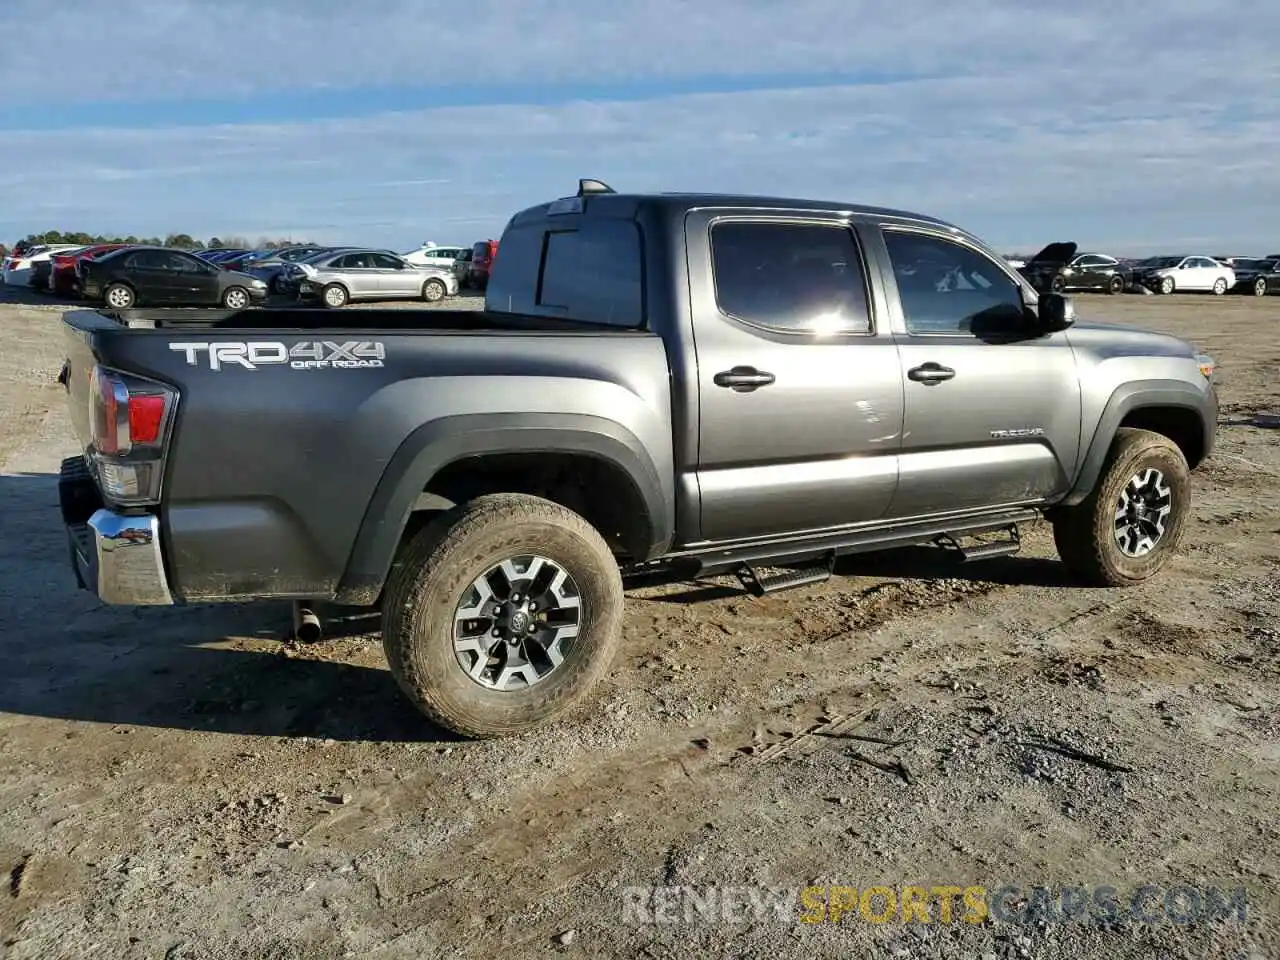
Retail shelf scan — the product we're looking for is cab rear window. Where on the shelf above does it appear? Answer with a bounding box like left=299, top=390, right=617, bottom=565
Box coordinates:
left=487, top=219, right=644, bottom=328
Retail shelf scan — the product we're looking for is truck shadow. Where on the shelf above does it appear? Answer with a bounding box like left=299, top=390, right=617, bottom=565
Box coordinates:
left=0, top=471, right=460, bottom=744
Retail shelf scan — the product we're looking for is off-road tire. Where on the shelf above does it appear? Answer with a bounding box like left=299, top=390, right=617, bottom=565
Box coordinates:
left=381, top=493, right=624, bottom=738
left=1052, top=428, right=1190, bottom=587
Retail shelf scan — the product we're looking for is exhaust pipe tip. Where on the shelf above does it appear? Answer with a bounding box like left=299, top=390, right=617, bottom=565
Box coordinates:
left=292, top=603, right=322, bottom=643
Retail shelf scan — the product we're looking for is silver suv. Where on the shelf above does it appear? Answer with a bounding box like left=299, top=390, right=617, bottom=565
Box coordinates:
left=292, top=248, right=458, bottom=307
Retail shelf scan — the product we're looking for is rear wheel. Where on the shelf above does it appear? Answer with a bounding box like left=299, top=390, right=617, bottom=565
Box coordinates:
left=104, top=283, right=135, bottom=309
left=1052, top=428, right=1190, bottom=587
left=1212, top=277, right=1228, bottom=295
left=1107, top=275, right=1125, bottom=294
left=1050, top=275, right=1067, bottom=293
left=1253, top=277, right=1267, bottom=297
left=381, top=493, right=624, bottom=738
left=322, top=283, right=348, bottom=308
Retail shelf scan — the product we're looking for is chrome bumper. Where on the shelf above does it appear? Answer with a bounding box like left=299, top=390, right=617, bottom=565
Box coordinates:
left=68, top=509, right=174, bottom=605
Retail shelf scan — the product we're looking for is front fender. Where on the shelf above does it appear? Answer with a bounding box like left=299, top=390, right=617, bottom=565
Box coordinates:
left=1060, top=378, right=1216, bottom=506
left=335, top=412, right=674, bottom=604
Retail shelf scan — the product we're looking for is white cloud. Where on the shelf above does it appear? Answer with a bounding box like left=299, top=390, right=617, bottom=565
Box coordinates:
left=0, top=0, right=1275, bottom=250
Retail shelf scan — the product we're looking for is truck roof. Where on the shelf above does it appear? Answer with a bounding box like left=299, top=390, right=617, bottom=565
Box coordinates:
left=507, top=185, right=961, bottom=233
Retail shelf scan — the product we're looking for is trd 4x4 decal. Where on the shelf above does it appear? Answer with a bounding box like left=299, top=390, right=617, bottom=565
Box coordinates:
left=169, top=341, right=385, bottom=371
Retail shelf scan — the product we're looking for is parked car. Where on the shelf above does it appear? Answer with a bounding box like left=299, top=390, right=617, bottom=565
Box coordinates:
left=452, top=247, right=473, bottom=286
left=200, top=248, right=251, bottom=264
left=402, top=242, right=467, bottom=269
left=31, top=247, right=86, bottom=292
left=461, top=239, right=499, bottom=289
left=1016, top=242, right=1129, bottom=294
left=1130, top=256, right=1235, bottom=295
left=4, top=243, right=83, bottom=286
left=55, top=180, right=1218, bottom=739
left=241, top=245, right=334, bottom=293
left=292, top=248, right=458, bottom=307
left=1225, top=258, right=1280, bottom=296
left=51, top=243, right=131, bottom=297
left=79, top=246, right=269, bottom=309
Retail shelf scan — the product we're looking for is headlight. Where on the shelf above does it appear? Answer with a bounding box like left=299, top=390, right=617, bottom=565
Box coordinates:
left=1195, top=353, right=1215, bottom=380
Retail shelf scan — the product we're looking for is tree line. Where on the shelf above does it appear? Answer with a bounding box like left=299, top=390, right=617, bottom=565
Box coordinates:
left=1, top=231, right=316, bottom=258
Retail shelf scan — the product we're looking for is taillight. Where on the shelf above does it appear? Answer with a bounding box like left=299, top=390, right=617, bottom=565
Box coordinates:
left=88, top=365, right=178, bottom=505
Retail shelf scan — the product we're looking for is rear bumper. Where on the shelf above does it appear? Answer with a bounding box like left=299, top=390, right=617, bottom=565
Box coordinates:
left=67, top=511, right=174, bottom=606
left=60, top=457, right=173, bottom=605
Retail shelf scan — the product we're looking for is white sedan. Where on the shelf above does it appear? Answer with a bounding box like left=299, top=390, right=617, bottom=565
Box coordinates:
left=1134, top=255, right=1236, bottom=295
left=3, top=243, right=83, bottom=286
left=400, top=242, right=466, bottom=270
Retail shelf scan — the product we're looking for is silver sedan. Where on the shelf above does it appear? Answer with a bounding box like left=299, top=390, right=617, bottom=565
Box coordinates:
left=293, top=249, right=459, bottom=307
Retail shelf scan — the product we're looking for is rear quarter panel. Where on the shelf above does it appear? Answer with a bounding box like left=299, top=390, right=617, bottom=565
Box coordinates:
left=82, top=326, right=674, bottom=601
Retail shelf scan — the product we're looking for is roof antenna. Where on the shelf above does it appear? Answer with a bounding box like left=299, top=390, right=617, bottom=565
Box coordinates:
left=577, top=178, right=615, bottom=196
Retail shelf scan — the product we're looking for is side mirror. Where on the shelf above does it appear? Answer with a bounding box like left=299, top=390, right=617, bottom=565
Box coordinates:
left=1037, top=292, right=1075, bottom=332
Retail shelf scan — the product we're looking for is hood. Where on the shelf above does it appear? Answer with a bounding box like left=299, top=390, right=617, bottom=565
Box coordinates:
left=1026, top=241, right=1077, bottom=265
left=226, top=270, right=266, bottom=283
left=1067, top=320, right=1197, bottom=359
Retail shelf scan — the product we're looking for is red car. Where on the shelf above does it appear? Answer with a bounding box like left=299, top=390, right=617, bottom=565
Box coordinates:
left=51, top=243, right=130, bottom=297
left=466, top=239, right=499, bottom=290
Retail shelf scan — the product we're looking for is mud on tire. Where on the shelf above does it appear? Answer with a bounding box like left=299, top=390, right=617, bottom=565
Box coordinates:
left=380, top=493, right=624, bottom=738
left=1051, top=428, right=1191, bottom=587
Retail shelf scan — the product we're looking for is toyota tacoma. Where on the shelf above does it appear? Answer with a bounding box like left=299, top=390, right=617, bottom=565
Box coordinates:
left=57, top=180, right=1218, bottom=738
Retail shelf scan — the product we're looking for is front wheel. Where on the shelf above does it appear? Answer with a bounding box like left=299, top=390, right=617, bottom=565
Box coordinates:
left=222, top=286, right=250, bottom=309
left=1051, top=428, right=1190, bottom=587
left=1254, top=277, right=1268, bottom=297
left=1212, top=277, right=1228, bottom=295
left=1108, top=275, right=1125, bottom=295
left=422, top=278, right=447, bottom=302
left=1160, top=276, right=1175, bottom=295
left=381, top=493, right=624, bottom=738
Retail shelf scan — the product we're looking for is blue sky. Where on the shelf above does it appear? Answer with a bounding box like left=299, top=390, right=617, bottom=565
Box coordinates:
left=1, top=0, right=1276, bottom=254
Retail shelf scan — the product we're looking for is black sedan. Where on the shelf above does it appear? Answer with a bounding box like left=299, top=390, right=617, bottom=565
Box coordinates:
left=80, top=246, right=270, bottom=309
left=1225, top=258, right=1280, bottom=297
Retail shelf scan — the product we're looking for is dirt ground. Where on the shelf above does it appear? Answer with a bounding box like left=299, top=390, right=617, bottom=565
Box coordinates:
left=0, top=287, right=1276, bottom=960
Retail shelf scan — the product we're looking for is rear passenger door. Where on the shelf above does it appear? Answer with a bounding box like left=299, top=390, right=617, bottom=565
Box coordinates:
left=337, top=252, right=379, bottom=298
left=685, top=212, right=905, bottom=543
left=125, top=250, right=180, bottom=303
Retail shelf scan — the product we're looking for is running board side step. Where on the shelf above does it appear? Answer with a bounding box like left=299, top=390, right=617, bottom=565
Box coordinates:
left=736, top=552, right=836, bottom=597
left=934, top=524, right=1021, bottom=561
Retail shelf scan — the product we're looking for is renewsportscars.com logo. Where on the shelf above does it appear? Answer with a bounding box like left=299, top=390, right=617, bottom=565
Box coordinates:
left=169, top=341, right=386, bottom=371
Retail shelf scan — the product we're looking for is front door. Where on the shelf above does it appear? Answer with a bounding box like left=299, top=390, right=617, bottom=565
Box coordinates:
left=370, top=252, right=417, bottom=296
left=873, top=227, right=1082, bottom=519
left=686, top=211, right=905, bottom=544
left=170, top=253, right=220, bottom=304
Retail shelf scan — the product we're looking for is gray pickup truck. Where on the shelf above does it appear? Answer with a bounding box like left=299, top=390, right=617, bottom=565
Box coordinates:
left=57, top=180, right=1218, bottom=738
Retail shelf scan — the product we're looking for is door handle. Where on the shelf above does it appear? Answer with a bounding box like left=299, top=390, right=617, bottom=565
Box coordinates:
left=713, top=366, right=776, bottom=391
left=907, top=362, right=955, bottom=383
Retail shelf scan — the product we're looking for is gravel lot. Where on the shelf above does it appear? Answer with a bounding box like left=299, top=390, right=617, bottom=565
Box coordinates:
left=0, top=287, right=1276, bottom=959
